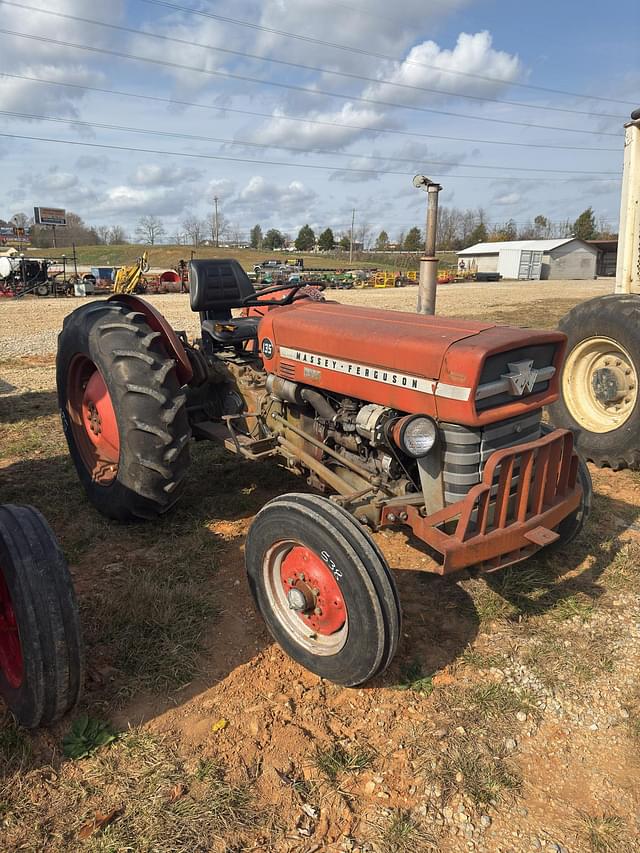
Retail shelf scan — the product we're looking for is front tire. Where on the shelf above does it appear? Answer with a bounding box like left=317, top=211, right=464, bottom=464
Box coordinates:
left=57, top=300, right=191, bottom=520
left=552, top=454, right=593, bottom=549
left=246, top=493, right=401, bottom=686
left=549, top=294, right=640, bottom=469
left=0, top=505, right=83, bottom=728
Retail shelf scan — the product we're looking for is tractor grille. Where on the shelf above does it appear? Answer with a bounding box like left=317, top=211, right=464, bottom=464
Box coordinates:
left=475, top=344, right=557, bottom=411
left=440, top=410, right=542, bottom=506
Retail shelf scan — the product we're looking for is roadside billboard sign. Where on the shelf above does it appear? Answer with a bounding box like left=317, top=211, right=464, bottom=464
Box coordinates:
left=34, top=207, right=67, bottom=226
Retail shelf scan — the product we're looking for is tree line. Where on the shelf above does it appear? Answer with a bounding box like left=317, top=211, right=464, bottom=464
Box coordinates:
left=4, top=204, right=614, bottom=252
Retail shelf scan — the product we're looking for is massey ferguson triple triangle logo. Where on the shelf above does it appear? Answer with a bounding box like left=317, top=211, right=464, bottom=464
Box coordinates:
left=501, top=360, right=539, bottom=396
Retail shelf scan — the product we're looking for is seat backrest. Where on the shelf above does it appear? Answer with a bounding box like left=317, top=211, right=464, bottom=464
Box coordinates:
left=189, top=258, right=256, bottom=312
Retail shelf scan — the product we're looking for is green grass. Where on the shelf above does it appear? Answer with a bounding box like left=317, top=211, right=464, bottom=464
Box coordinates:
left=396, top=660, right=434, bottom=695
left=0, top=716, right=32, bottom=772
left=312, top=742, right=374, bottom=786
left=371, top=809, right=437, bottom=853
left=23, top=243, right=426, bottom=273
left=578, top=813, right=631, bottom=853
left=436, top=735, right=521, bottom=806
left=1, top=729, right=263, bottom=853
left=84, top=566, right=216, bottom=697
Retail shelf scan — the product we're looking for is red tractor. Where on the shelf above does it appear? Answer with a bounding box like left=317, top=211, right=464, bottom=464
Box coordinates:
left=0, top=504, right=83, bottom=727
left=56, top=260, right=591, bottom=686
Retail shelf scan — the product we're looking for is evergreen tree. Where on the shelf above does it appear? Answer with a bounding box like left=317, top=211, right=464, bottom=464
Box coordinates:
left=318, top=227, right=335, bottom=251
left=403, top=227, right=422, bottom=251
left=295, top=224, right=316, bottom=251
left=263, top=228, right=285, bottom=249
left=375, top=230, right=390, bottom=250
left=572, top=207, right=597, bottom=241
left=250, top=224, right=263, bottom=249
left=468, top=222, right=488, bottom=245
left=338, top=234, right=351, bottom=251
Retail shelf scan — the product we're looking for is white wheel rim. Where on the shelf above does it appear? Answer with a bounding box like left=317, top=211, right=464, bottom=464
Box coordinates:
left=263, top=540, right=348, bottom=656
left=563, top=336, right=638, bottom=433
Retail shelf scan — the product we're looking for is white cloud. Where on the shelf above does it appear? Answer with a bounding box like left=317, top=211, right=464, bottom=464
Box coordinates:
left=41, top=171, right=78, bottom=191
left=247, top=31, right=520, bottom=155
left=207, top=177, right=236, bottom=197
left=252, top=103, right=389, bottom=151
left=253, top=0, right=471, bottom=75
left=0, top=65, right=104, bottom=119
left=495, top=192, right=521, bottom=205
left=96, top=184, right=192, bottom=217
left=130, top=164, right=203, bottom=187
left=364, top=31, right=521, bottom=105
left=229, top=175, right=318, bottom=223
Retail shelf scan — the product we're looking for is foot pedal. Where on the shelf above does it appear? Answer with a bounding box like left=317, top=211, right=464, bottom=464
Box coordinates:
left=523, top=526, right=560, bottom=546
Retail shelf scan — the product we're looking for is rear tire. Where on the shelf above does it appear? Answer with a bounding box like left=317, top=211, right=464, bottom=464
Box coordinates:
left=549, top=294, right=640, bottom=469
left=0, top=505, right=83, bottom=728
left=246, top=493, right=401, bottom=686
left=57, top=299, right=191, bottom=520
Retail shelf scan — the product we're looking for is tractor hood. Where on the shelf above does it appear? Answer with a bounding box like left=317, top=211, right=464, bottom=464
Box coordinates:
left=258, top=301, right=565, bottom=426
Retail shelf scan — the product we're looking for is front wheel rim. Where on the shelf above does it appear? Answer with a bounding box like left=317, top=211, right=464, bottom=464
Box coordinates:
left=563, top=336, right=638, bottom=433
left=0, top=568, right=23, bottom=688
left=67, top=355, right=120, bottom=483
left=263, top=541, right=348, bottom=656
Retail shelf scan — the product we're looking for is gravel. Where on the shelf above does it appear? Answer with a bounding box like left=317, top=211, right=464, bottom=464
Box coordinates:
left=0, top=279, right=610, bottom=360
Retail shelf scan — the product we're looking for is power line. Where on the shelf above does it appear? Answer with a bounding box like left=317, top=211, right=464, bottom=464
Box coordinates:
left=0, top=131, right=620, bottom=182
left=0, top=109, right=620, bottom=176
left=2, top=2, right=626, bottom=121
left=1, top=72, right=621, bottom=153
left=139, top=0, right=638, bottom=108
left=0, top=29, right=621, bottom=137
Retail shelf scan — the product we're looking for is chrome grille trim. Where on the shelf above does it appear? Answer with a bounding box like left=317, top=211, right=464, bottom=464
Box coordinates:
left=440, top=411, right=542, bottom=505
left=475, top=344, right=557, bottom=411
left=476, top=366, right=556, bottom=401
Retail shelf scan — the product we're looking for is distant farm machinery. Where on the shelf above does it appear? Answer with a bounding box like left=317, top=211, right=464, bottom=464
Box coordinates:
left=0, top=250, right=94, bottom=298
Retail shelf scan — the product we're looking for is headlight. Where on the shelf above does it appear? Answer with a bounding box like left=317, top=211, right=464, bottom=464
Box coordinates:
left=393, top=415, right=437, bottom=458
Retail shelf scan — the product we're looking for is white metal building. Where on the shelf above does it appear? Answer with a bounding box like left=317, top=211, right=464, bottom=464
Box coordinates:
left=456, top=238, right=598, bottom=280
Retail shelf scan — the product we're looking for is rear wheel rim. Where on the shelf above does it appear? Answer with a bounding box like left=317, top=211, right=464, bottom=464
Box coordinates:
left=0, top=567, right=23, bottom=688
left=263, top=541, right=347, bottom=655
left=563, top=336, right=638, bottom=433
left=67, top=354, right=120, bottom=483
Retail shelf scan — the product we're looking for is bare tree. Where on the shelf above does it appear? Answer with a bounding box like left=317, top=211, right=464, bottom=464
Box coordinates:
left=10, top=212, right=30, bottom=229
left=135, top=215, right=166, bottom=245
left=182, top=216, right=205, bottom=247
left=108, top=225, right=128, bottom=244
left=356, top=222, right=371, bottom=250
left=228, top=223, right=244, bottom=247
left=96, top=225, right=111, bottom=244
left=206, top=210, right=228, bottom=245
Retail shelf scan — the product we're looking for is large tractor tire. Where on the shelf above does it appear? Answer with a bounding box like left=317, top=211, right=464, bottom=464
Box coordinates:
left=246, top=493, right=401, bottom=686
left=57, top=300, right=191, bottom=520
left=549, top=294, right=640, bottom=470
left=0, top=505, right=83, bottom=728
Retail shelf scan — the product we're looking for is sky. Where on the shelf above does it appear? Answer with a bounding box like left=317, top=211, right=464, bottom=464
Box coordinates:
left=0, top=0, right=638, bottom=243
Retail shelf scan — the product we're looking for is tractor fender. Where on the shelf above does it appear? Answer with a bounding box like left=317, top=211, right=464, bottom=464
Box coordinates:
left=107, top=293, right=193, bottom=385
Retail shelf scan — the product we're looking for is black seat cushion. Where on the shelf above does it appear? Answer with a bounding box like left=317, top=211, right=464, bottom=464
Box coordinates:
left=190, top=258, right=256, bottom=312
left=201, top=317, right=260, bottom=345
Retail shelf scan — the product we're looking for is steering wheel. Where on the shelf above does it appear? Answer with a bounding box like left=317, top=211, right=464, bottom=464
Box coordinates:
left=242, top=280, right=325, bottom=307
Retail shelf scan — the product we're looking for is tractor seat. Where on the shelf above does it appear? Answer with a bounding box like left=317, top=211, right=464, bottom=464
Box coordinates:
left=189, top=258, right=256, bottom=313
left=201, top=316, right=260, bottom=345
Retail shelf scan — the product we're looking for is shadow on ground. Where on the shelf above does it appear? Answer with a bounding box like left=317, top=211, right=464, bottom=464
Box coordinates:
left=1, top=441, right=637, bottom=763
left=0, top=389, right=59, bottom=423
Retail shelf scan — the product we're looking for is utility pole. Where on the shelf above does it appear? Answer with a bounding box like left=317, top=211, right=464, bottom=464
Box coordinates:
left=349, top=208, right=355, bottom=264
left=214, top=196, right=219, bottom=248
